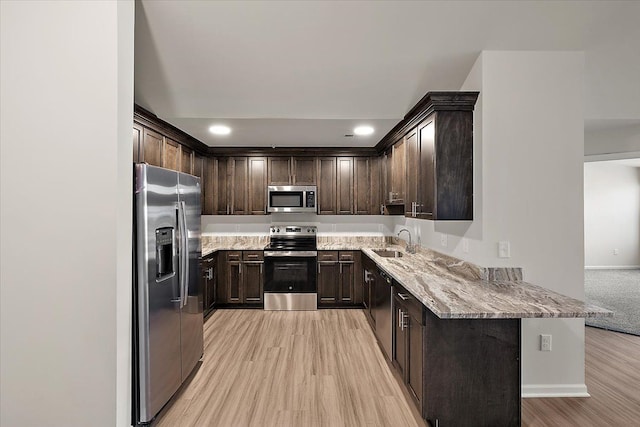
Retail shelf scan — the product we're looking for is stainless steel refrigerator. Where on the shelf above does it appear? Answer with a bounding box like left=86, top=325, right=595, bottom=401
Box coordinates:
left=133, top=164, right=203, bottom=425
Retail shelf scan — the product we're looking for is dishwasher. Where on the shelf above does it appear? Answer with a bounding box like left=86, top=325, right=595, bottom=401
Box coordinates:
left=373, top=269, right=393, bottom=360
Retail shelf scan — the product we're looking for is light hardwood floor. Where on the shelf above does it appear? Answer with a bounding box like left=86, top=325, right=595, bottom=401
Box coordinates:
left=522, top=326, right=640, bottom=426
left=154, top=311, right=640, bottom=427
left=154, top=309, right=426, bottom=427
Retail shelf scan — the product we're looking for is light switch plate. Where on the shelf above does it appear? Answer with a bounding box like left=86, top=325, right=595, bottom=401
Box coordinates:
left=540, top=334, right=552, bottom=351
left=498, top=241, right=511, bottom=258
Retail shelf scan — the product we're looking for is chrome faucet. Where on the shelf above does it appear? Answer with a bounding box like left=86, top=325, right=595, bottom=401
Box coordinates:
left=397, top=228, right=416, bottom=254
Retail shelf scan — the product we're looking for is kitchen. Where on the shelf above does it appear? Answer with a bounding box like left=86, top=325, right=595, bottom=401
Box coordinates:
left=2, top=1, right=640, bottom=427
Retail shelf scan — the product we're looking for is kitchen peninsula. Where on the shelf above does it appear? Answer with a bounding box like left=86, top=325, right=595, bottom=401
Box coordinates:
left=200, top=234, right=610, bottom=426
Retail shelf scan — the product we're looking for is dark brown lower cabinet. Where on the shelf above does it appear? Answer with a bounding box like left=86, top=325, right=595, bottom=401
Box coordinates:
left=384, top=281, right=521, bottom=427
left=201, top=254, right=217, bottom=316
left=423, top=311, right=521, bottom=427
left=393, top=285, right=424, bottom=409
left=317, top=251, right=362, bottom=307
left=218, top=251, right=263, bottom=306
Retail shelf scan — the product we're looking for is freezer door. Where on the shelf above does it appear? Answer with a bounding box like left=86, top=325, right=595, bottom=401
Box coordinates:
left=178, top=172, right=203, bottom=381
left=135, top=164, right=182, bottom=423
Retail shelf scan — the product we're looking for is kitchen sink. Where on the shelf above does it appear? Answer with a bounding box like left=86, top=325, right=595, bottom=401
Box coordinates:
left=372, top=249, right=403, bottom=258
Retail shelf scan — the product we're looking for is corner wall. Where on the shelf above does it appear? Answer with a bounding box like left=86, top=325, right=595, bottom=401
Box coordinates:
left=394, top=51, right=588, bottom=397
left=0, top=1, right=134, bottom=426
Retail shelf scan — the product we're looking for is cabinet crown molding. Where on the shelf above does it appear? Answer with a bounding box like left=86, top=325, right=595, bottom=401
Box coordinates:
left=375, top=91, right=479, bottom=153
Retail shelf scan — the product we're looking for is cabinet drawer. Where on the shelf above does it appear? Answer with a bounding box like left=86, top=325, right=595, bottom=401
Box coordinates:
left=339, top=251, right=355, bottom=262
left=394, top=286, right=424, bottom=325
left=318, top=251, right=338, bottom=262
left=226, top=251, right=242, bottom=262
left=243, top=251, right=264, bottom=261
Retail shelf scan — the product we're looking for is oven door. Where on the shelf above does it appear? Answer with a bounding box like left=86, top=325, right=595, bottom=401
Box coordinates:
left=264, top=251, right=317, bottom=293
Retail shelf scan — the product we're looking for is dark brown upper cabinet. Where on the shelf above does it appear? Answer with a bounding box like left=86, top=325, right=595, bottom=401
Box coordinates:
left=162, top=137, right=180, bottom=171
left=230, top=157, right=248, bottom=215
left=378, top=92, right=478, bottom=220
left=354, top=157, right=382, bottom=215
left=141, top=128, right=163, bottom=167
left=180, top=145, right=193, bottom=174
left=268, top=156, right=317, bottom=185
left=214, top=157, right=229, bottom=215
left=248, top=157, right=267, bottom=215
left=336, top=157, right=354, bottom=215
left=292, top=157, right=317, bottom=185
left=317, top=157, right=337, bottom=215
left=267, top=157, right=291, bottom=185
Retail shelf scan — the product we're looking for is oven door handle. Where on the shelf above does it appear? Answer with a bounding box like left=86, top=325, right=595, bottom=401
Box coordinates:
left=264, top=250, right=318, bottom=258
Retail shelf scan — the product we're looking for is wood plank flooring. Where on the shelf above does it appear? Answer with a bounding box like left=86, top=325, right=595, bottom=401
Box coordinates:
left=522, top=326, right=640, bottom=426
left=154, top=311, right=640, bottom=427
left=153, top=309, right=426, bottom=427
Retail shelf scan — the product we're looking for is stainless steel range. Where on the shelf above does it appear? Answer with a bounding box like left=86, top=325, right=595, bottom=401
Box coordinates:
left=263, top=225, right=317, bottom=310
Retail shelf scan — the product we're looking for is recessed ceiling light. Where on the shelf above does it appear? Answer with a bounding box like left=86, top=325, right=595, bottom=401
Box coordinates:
left=353, top=125, right=374, bottom=136
left=209, top=125, right=231, bottom=135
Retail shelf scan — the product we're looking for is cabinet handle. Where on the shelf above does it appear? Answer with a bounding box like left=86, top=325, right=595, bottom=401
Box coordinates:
left=398, top=293, right=410, bottom=301
left=260, top=263, right=263, bottom=274
left=398, top=308, right=403, bottom=330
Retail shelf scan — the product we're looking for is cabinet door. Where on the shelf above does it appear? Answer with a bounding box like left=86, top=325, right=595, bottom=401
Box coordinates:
left=317, top=262, right=339, bottom=305
left=180, top=145, right=193, bottom=174
left=163, top=137, right=180, bottom=171
left=193, top=153, right=207, bottom=214
left=392, top=138, right=406, bottom=202
left=354, top=157, right=371, bottom=215
left=142, top=128, right=163, bottom=167
left=383, top=149, right=393, bottom=203
left=226, top=261, right=242, bottom=303
left=336, top=157, right=353, bottom=215
left=418, top=119, right=435, bottom=219
left=369, top=156, right=382, bottom=215
left=317, top=157, right=337, bottom=215
left=405, top=128, right=418, bottom=217
left=243, top=262, right=264, bottom=303
left=268, top=157, right=291, bottom=185
left=292, top=157, right=317, bottom=185
left=230, top=157, right=248, bottom=215
left=407, top=310, right=423, bottom=407
left=215, top=158, right=229, bottom=215
left=133, top=123, right=143, bottom=163
left=339, top=260, right=354, bottom=304
left=248, top=157, right=267, bottom=215
left=393, top=296, right=407, bottom=378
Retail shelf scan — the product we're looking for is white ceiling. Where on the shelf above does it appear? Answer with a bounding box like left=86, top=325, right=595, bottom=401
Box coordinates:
left=134, top=1, right=640, bottom=148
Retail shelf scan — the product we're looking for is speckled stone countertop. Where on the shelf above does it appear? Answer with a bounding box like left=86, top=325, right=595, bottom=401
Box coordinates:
left=362, top=245, right=611, bottom=319
left=201, top=234, right=611, bottom=319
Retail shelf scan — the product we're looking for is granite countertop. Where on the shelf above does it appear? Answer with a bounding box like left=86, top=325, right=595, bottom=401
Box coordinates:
left=201, top=234, right=611, bottom=320
left=362, top=246, right=611, bottom=319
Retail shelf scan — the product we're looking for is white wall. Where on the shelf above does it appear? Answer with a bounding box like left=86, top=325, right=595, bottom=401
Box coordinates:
left=0, top=2, right=134, bottom=426
left=202, top=214, right=395, bottom=235
left=585, top=123, right=640, bottom=156
left=394, top=51, right=588, bottom=397
left=584, top=161, right=640, bottom=268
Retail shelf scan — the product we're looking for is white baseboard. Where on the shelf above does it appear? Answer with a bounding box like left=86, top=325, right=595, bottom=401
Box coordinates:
left=585, top=265, right=640, bottom=270
left=522, top=384, right=590, bottom=398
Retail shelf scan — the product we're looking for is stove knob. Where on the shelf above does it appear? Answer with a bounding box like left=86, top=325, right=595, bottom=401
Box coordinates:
left=276, top=228, right=280, bottom=232
left=271, top=227, right=275, bottom=232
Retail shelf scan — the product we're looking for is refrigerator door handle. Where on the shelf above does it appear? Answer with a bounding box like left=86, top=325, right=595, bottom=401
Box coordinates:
left=178, top=201, right=189, bottom=308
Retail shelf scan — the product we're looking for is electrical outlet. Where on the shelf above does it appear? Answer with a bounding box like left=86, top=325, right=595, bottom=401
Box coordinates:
left=462, top=238, right=469, bottom=253
left=498, top=241, right=511, bottom=258
left=440, top=233, right=448, bottom=247
left=540, top=334, right=552, bottom=352
left=613, top=248, right=619, bottom=255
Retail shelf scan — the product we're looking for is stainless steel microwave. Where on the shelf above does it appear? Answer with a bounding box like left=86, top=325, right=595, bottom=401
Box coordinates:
left=267, top=185, right=317, bottom=213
